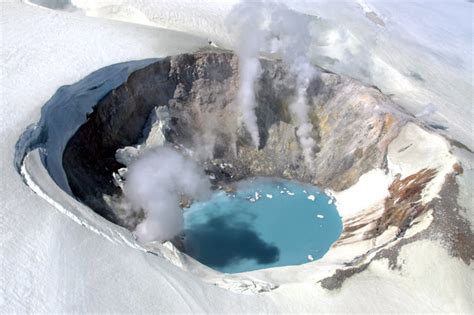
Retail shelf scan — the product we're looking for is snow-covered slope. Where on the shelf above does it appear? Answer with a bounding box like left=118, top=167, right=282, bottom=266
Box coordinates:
left=1, top=1, right=473, bottom=313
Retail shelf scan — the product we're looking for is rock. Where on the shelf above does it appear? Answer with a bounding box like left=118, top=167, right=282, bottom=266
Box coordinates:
left=115, top=106, right=171, bottom=166
left=453, top=162, right=463, bottom=175
left=179, top=195, right=193, bottom=209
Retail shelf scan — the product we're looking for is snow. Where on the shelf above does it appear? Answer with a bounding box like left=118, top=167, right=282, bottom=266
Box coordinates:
left=1, top=2, right=207, bottom=134
left=1, top=0, right=473, bottom=313
left=453, top=147, right=474, bottom=230
left=387, top=123, right=459, bottom=204
left=289, top=0, right=473, bottom=147
left=334, top=123, right=460, bottom=220
left=333, top=168, right=392, bottom=218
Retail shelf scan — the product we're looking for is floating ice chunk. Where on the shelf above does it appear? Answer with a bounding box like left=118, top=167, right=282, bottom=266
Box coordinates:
left=286, top=191, right=295, bottom=196
left=255, top=192, right=261, bottom=200
left=316, top=214, right=324, bottom=219
left=328, top=199, right=333, bottom=204
left=249, top=198, right=256, bottom=203
left=280, top=191, right=285, bottom=194
left=307, top=195, right=315, bottom=201
left=266, top=194, right=273, bottom=199
left=303, top=189, right=307, bottom=194
left=307, top=255, right=314, bottom=261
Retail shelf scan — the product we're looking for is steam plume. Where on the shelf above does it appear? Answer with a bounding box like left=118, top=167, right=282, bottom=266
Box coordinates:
left=227, top=0, right=318, bottom=166
left=226, top=1, right=265, bottom=148
left=268, top=4, right=318, bottom=168
left=123, top=147, right=211, bottom=243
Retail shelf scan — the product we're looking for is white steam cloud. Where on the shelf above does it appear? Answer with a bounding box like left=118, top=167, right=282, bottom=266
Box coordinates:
left=268, top=5, right=318, bottom=168
left=227, top=0, right=318, bottom=166
left=123, top=147, right=211, bottom=243
left=226, top=1, right=266, bottom=148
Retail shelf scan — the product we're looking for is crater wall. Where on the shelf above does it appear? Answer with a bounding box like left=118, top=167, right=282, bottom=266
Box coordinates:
left=63, top=52, right=403, bottom=228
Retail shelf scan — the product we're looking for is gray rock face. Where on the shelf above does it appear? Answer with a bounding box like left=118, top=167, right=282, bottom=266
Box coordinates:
left=63, top=51, right=405, bottom=229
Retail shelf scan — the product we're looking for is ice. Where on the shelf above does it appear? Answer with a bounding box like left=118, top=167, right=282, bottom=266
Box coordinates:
left=307, top=195, right=315, bottom=201
left=316, top=214, right=324, bottom=219
left=266, top=194, right=273, bottom=199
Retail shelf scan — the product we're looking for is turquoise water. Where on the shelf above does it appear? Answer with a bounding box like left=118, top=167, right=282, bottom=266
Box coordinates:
left=183, top=178, right=342, bottom=274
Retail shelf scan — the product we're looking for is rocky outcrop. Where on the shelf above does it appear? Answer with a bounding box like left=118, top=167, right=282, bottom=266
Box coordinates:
left=337, top=168, right=437, bottom=244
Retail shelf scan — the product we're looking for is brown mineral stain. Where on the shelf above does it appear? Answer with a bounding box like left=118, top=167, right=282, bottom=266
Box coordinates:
left=452, top=162, right=463, bottom=175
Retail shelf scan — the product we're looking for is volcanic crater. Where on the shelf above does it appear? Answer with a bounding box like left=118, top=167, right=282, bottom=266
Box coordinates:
left=17, top=51, right=471, bottom=287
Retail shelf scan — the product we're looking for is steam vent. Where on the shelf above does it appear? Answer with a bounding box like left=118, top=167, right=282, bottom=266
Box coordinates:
left=18, top=51, right=472, bottom=290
